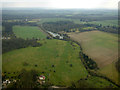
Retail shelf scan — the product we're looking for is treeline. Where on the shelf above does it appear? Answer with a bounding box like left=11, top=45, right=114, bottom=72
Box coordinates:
left=3, top=13, right=59, bottom=20
left=82, top=24, right=118, bottom=34
left=42, top=21, right=94, bottom=33
left=42, top=21, right=118, bottom=34
left=68, top=15, right=117, bottom=21
left=2, top=38, right=42, bottom=53
left=6, top=69, right=38, bottom=88
left=96, top=25, right=118, bottom=34
left=116, top=57, right=120, bottom=73
left=2, top=21, right=37, bottom=37
left=2, top=21, right=37, bottom=27
left=61, top=34, right=98, bottom=70
left=2, top=22, right=14, bottom=37
left=42, top=21, right=79, bottom=33
left=82, top=54, right=98, bottom=70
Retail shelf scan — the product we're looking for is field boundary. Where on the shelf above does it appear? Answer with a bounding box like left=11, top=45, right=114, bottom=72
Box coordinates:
left=67, top=37, right=120, bottom=87
left=40, top=25, right=120, bottom=87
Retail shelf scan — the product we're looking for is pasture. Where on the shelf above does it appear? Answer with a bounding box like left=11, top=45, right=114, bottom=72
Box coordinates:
left=2, top=39, right=116, bottom=87
left=68, top=31, right=119, bottom=85
left=13, top=26, right=46, bottom=39
left=2, top=39, right=88, bottom=86
left=99, top=61, right=120, bottom=85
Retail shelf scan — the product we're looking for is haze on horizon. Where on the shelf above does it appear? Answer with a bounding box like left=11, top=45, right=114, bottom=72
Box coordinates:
left=2, top=0, right=119, bottom=9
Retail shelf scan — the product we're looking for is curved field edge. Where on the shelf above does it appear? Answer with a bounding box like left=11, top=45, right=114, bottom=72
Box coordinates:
left=67, top=31, right=119, bottom=85
left=68, top=31, right=119, bottom=84
left=68, top=31, right=118, bottom=68
left=13, top=26, right=47, bottom=39
left=2, top=39, right=117, bottom=87
left=99, top=61, right=120, bottom=85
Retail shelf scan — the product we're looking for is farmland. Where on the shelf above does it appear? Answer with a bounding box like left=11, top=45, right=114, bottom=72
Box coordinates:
left=13, top=26, right=46, bottom=39
left=68, top=31, right=119, bottom=85
left=2, top=39, right=117, bottom=87
left=2, top=9, right=119, bottom=88
left=99, top=61, right=120, bottom=85
left=2, top=39, right=88, bottom=86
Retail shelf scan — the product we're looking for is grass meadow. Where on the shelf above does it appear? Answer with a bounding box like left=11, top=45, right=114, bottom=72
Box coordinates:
left=3, top=39, right=88, bottom=86
left=2, top=39, right=117, bottom=87
left=13, top=26, right=46, bottom=39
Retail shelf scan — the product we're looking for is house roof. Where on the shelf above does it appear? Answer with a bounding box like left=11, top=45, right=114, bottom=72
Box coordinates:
left=39, top=75, right=45, bottom=80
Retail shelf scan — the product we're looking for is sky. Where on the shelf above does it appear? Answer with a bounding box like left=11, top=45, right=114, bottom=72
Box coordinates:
left=1, top=0, right=119, bottom=9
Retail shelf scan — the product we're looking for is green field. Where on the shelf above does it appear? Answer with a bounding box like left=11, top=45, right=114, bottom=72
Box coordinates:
left=13, top=26, right=46, bottom=39
left=99, top=61, right=120, bottom=85
left=88, top=20, right=118, bottom=26
left=68, top=31, right=119, bottom=85
left=2, top=39, right=117, bottom=87
left=3, top=39, right=88, bottom=86
left=72, top=19, right=118, bottom=26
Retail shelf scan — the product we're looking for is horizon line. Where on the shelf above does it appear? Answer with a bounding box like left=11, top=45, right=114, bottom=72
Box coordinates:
left=2, top=7, right=118, bottom=10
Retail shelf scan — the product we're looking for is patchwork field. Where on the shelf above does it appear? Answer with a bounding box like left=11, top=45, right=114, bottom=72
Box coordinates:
left=13, top=26, right=46, bottom=39
left=68, top=31, right=119, bottom=84
left=2, top=39, right=117, bottom=87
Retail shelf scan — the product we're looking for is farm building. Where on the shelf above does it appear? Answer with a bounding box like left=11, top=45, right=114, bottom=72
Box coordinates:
left=3, top=80, right=11, bottom=84
left=39, top=75, right=46, bottom=80
left=38, top=75, right=46, bottom=85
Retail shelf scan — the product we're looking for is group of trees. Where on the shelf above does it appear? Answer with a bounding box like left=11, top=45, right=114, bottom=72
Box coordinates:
left=7, top=69, right=38, bottom=88
left=42, top=21, right=118, bottom=34
left=70, top=80, right=94, bottom=88
left=42, top=21, right=80, bottom=33
left=2, top=21, right=43, bottom=54
left=2, top=22, right=14, bottom=37
left=42, top=21, right=95, bottom=33
left=96, top=25, right=118, bottom=34
left=82, top=53, right=98, bottom=70
left=116, top=57, right=120, bottom=73
left=2, top=38, right=42, bottom=53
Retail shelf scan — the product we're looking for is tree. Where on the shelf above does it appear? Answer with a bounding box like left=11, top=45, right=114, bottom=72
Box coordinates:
left=70, top=64, right=73, bottom=67
left=116, top=57, right=120, bottom=73
left=8, top=69, right=38, bottom=88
